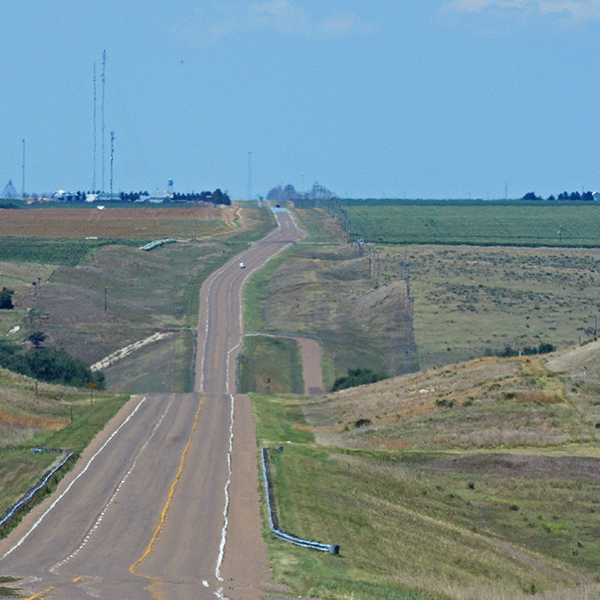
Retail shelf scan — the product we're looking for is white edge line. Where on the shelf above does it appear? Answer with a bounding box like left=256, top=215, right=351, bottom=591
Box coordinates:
left=214, top=393, right=234, bottom=600
left=199, top=211, right=294, bottom=599
left=198, top=210, right=286, bottom=393
left=0, top=395, right=148, bottom=561
left=49, top=396, right=175, bottom=573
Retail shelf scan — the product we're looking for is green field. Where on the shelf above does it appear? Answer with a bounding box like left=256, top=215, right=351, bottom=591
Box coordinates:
left=344, top=201, right=600, bottom=246
left=0, top=238, right=143, bottom=266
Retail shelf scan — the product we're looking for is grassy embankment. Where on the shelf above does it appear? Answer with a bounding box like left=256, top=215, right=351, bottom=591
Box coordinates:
left=245, top=203, right=600, bottom=599
left=344, top=201, right=600, bottom=366
left=0, top=365, right=128, bottom=538
left=253, top=348, right=600, bottom=600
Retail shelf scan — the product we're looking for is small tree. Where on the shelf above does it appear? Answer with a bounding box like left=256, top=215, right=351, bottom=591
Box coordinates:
left=0, top=287, right=14, bottom=309
left=28, top=331, right=46, bottom=349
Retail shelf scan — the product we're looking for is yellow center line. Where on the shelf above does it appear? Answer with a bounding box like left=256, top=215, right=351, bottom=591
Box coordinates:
left=129, top=396, right=205, bottom=598
left=72, top=576, right=84, bottom=583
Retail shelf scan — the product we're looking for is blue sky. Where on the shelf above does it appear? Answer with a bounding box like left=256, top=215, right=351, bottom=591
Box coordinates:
left=1, top=1, right=599, bottom=199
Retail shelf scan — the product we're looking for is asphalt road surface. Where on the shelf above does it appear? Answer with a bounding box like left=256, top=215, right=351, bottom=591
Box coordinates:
left=0, top=209, right=305, bottom=600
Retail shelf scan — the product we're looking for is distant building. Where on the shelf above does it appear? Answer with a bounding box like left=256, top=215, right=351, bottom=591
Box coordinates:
left=2, top=180, right=17, bottom=199
left=594, top=192, right=600, bottom=202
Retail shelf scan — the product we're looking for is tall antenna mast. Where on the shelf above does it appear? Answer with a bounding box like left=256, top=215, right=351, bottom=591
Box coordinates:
left=93, top=63, right=97, bottom=191
left=21, top=139, right=25, bottom=199
left=101, top=50, right=106, bottom=192
left=110, top=130, right=115, bottom=196
left=247, top=150, right=252, bottom=200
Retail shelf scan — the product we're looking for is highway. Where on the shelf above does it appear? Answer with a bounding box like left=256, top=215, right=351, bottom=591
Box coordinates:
left=0, top=209, right=304, bottom=600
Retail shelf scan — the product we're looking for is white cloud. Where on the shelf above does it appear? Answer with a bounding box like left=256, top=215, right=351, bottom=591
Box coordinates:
left=442, top=0, right=600, bottom=22
left=174, top=1, right=373, bottom=46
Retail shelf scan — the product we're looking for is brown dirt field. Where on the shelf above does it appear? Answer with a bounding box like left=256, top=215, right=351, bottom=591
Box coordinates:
left=0, top=205, right=238, bottom=239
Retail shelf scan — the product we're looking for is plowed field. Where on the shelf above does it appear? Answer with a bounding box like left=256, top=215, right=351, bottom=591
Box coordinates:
left=0, top=206, right=236, bottom=239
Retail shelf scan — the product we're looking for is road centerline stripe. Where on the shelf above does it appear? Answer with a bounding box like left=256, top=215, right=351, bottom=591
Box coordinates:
left=130, top=396, right=205, bottom=591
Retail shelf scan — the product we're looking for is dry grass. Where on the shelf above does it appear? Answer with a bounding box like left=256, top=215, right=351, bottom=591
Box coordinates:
left=0, top=408, right=68, bottom=430
left=546, top=339, right=600, bottom=379
left=302, top=355, right=596, bottom=451
left=0, top=366, right=79, bottom=447
left=403, top=244, right=600, bottom=367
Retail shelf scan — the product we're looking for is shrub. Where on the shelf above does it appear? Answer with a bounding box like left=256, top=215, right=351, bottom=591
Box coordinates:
left=0, top=341, right=104, bottom=388
left=0, top=287, right=14, bottom=309
left=332, top=368, right=387, bottom=392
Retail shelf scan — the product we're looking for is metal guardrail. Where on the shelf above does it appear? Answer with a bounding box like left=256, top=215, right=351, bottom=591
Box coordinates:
left=261, top=447, right=339, bottom=555
left=139, top=239, right=176, bottom=251
left=0, top=451, right=73, bottom=530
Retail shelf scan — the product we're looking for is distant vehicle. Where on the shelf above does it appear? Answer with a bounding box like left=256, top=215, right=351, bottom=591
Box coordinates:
left=239, top=262, right=246, bottom=268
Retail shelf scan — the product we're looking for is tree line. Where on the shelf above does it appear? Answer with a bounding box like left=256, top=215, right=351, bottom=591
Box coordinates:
left=53, top=189, right=231, bottom=205
left=523, top=191, right=596, bottom=201
left=170, top=189, right=231, bottom=204
left=0, top=339, right=105, bottom=388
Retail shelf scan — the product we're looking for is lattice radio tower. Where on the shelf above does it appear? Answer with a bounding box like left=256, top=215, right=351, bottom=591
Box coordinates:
left=110, top=130, right=115, bottom=196
left=92, top=63, right=97, bottom=191
left=101, top=50, right=106, bottom=192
